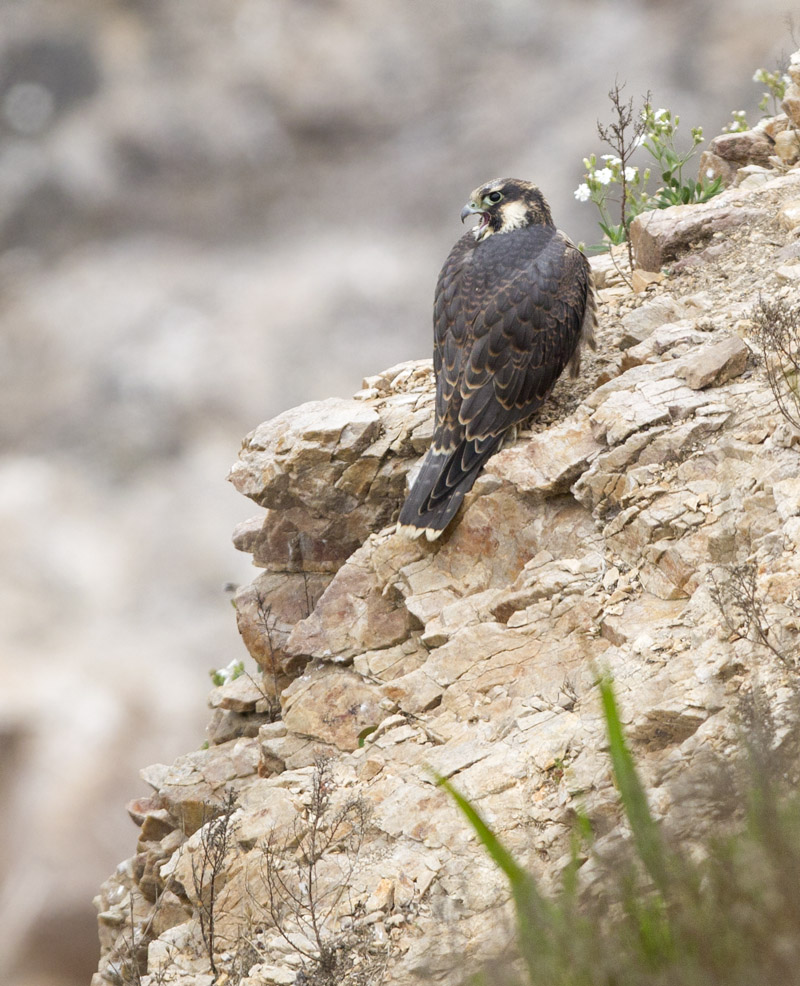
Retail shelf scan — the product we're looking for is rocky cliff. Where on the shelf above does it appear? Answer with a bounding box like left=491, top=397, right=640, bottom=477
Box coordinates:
left=5, top=7, right=795, bottom=985
left=92, top=64, right=800, bottom=986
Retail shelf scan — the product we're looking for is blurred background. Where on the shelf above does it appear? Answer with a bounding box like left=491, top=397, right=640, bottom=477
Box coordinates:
left=0, top=1, right=792, bottom=983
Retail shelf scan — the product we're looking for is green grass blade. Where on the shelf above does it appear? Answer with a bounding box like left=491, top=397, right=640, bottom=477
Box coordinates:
left=436, top=774, right=540, bottom=898
left=599, top=675, right=670, bottom=895
left=436, top=773, right=552, bottom=978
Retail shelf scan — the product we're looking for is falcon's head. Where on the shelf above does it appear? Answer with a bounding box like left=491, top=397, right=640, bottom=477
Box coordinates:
left=461, top=178, right=554, bottom=241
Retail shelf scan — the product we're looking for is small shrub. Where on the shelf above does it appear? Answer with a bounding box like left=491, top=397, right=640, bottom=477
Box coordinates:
left=708, top=558, right=795, bottom=667
left=754, top=66, right=789, bottom=116
left=641, top=105, right=722, bottom=209
left=749, top=295, right=800, bottom=432
left=191, top=789, right=239, bottom=978
left=252, top=755, right=380, bottom=985
left=722, top=109, right=750, bottom=134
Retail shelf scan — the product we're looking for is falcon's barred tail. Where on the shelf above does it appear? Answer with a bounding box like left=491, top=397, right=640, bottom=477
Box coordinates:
left=397, top=436, right=504, bottom=540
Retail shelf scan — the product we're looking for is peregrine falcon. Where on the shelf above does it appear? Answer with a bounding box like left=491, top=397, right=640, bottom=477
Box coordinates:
left=398, top=177, right=596, bottom=540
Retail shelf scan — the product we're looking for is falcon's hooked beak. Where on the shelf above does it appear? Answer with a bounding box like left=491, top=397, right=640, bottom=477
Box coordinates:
left=461, top=201, right=489, bottom=237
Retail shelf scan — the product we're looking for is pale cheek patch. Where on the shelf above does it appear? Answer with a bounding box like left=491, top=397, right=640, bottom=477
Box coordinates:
left=499, top=200, right=529, bottom=231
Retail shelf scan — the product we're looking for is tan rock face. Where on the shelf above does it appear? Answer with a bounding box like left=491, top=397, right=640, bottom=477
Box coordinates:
left=228, top=363, right=437, bottom=574
left=774, top=129, right=800, bottom=164
left=782, top=78, right=800, bottom=128
left=281, top=665, right=387, bottom=750
left=630, top=190, right=762, bottom=271
left=674, top=335, right=749, bottom=390
left=95, top=124, right=800, bottom=986
left=233, top=571, right=332, bottom=687
left=487, top=411, right=603, bottom=496
left=228, top=361, right=436, bottom=683
left=777, top=198, right=800, bottom=230
left=285, top=537, right=423, bottom=663
left=706, top=130, right=775, bottom=168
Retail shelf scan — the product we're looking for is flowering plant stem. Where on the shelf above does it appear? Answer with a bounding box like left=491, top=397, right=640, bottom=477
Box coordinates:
left=576, top=84, right=723, bottom=263
left=595, top=82, right=649, bottom=271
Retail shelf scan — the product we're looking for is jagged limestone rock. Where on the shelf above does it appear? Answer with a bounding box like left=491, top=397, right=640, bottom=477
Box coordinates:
left=675, top=334, right=749, bottom=389
left=630, top=189, right=763, bottom=271
left=228, top=362, right=436, bottom=574
left=94, top=101, right=800, bottom=986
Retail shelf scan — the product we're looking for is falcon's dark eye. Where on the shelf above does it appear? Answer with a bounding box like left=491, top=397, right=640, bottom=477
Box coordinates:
left=487, top=191, right=503, bottom=204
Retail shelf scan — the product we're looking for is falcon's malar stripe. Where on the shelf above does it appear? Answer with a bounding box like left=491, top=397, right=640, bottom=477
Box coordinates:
left=496, top=199, right=530, bottom=233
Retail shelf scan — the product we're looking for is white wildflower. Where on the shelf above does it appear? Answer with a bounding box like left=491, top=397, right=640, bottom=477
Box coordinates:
left=624, top=167, right=637, bottom=182
left=705, top=168, right=715, bottom=179
left=594, top=168, right=613, bottom=185
left=574, top=183, right=591, bottom=202
left=215, top=659, right=244, bottom=685
left=654, top=108, right=668, bottom=121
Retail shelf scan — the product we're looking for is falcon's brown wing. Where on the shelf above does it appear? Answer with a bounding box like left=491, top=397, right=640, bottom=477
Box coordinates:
left=398, top=224, right=593, bottom=539
left=449, top=227, right=592, bottom=443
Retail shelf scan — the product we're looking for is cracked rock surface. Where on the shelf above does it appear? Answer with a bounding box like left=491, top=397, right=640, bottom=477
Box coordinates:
left=93, top=124, right=800, bottom=986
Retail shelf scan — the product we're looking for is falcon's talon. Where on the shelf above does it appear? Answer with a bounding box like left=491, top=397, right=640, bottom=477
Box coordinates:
left=398, top=177, right=597, bottom=541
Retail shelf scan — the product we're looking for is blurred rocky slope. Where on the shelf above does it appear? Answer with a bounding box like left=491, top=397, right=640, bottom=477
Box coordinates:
left=91, top=60, right=800, bottom=985
left=0, top=1, right=794, bottom=984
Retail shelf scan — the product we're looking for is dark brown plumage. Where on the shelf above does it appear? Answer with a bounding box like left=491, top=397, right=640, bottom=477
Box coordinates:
left=398, top=177, right=596, bottom=540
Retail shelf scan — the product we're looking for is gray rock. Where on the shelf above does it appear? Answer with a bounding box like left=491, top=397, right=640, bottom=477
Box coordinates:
left=487, top=411, right=604, bottom=496
left=675, top=335, right=749, bottom=390
left=619, top=295, right=683, bottom=347
left=706, top=129, right=776, bottom=167
left=630, top=193, right=763, bottom=271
